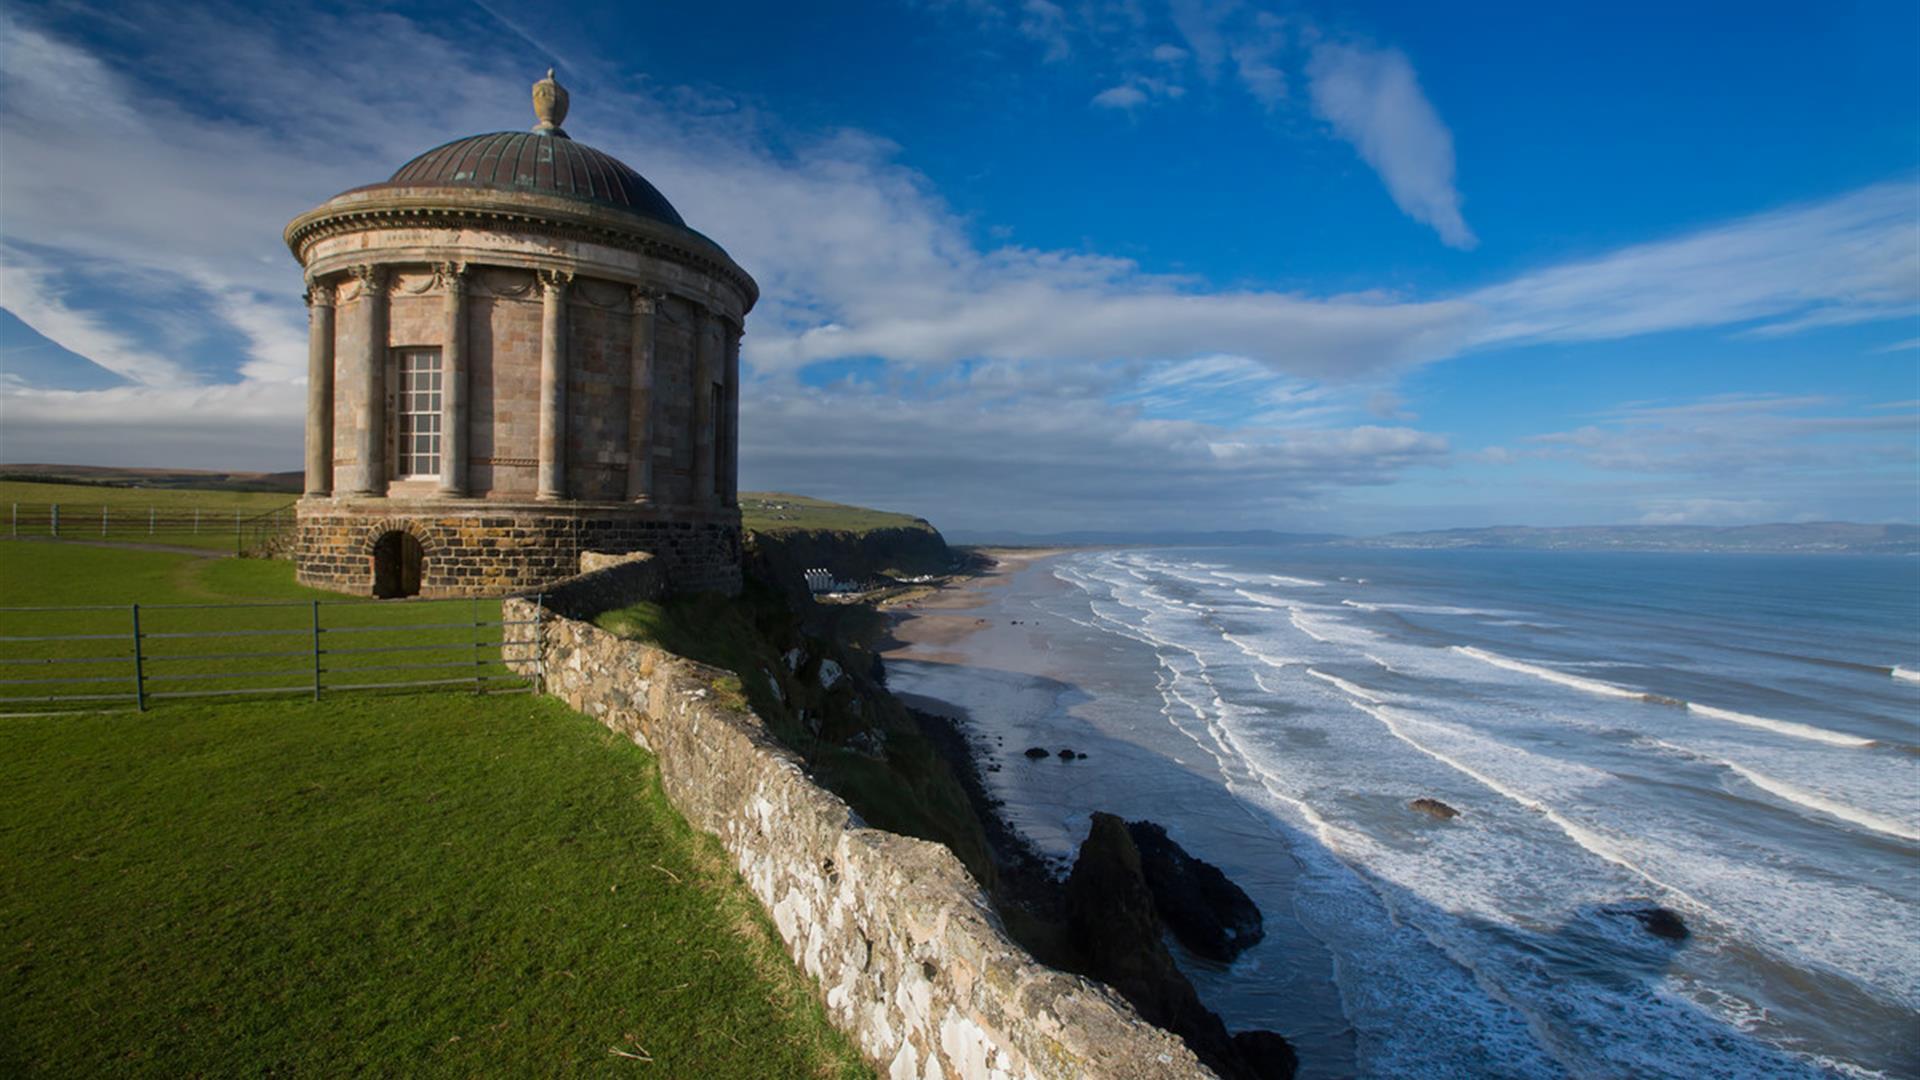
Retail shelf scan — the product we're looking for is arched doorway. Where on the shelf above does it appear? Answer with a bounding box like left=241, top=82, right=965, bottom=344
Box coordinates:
left=371, top=530, right=424, bottom=598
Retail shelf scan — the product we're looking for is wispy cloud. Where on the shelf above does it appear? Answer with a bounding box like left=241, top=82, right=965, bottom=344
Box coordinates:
left=1306, top=42, right=1474, bottom=249
left=1468, top=182, right=1920, bottom=345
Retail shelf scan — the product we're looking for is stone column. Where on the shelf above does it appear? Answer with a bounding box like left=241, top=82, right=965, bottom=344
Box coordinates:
left=723, top=318, right=741, bottom=508
left=691, top=305, right=716, bottom=506
left=303, top=281, right=335, bottom=497
left=625, top=287, right=660, bottom=502
left=536, top=269, right=572, bottom=501
left=437, top=262, right=469, bottom=496
left=348, top=264, right=388, bottom=496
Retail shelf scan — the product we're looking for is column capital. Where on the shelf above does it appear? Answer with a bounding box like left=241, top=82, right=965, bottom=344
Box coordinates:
left=537, top=268, right=574, bottom=294
left=435, top=261, right=471, bottom=294
left=628, top=285, right=666, bottom=312
left=348, top=264, right=388, bottom=296
left=304, top=280, right=335, bottom=308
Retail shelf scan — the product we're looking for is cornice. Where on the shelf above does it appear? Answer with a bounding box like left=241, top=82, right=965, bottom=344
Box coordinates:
left=285, top=187, right=758, bottom=312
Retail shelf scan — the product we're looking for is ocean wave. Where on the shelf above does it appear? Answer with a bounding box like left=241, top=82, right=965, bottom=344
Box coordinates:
left=1894, top=667, right=1920, bottom=684
left=1214, top=570, right=1325, bottom=588
left=1646, top=740, right=1919, bottom=843
left=1687, top=703, right=1875, bottom=749
left=1454, top=647, right=1877, bottom=749
left=1307, top=667, right=1386, bottom=704
left=1342, top=599, right=1514, bottom=617
left=1352, top=702, right=1707, bottom=909
left=1726, top=764, right=1920, bottom=843
left=1453, top=646, right=1644, bottom=700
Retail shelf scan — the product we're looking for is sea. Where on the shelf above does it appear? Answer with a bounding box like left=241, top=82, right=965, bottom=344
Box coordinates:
left=881, top=546, right=1920, bottom=1079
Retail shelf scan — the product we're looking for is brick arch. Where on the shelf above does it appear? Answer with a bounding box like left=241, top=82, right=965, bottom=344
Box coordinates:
left=356, top=517, right=439, bottom=557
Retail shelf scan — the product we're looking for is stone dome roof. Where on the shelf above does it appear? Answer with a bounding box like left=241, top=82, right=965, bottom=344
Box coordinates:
left=382, top=130, right=687, bottom=229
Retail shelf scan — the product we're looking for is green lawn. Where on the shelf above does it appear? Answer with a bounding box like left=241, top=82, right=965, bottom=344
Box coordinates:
left=0, top=544, right=524, bottom=712
left=0, top=480, right=295, bottom=552
left=0, top=693, right=868, bottom=1077
left=0, top=542, right=871, bottom=1076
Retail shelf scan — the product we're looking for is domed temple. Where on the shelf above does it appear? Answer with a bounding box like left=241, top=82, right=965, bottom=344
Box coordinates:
left=287, top=71, right=754, bottom=597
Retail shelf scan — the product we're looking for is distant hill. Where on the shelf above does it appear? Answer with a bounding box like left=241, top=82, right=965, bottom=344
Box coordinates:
left=0, top=464, right=303, bottom=494
left=1346, top=522, right=1920, bottom=555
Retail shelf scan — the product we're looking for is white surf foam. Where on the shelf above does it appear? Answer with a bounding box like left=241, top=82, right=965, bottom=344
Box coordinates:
left=1894, top=666, right=1920, bottom=684
left=1343, top=599, right=1513, bottom=617
left=1725, top=763, right=1920, bottom=843
left=1453, top=645, right=1642, bottom=699
left=1353, top=702, right=1708, bottom=909
left=1687, top=703, right=1874, bottom=749
left=1307, top=668, right=1386, bottom=704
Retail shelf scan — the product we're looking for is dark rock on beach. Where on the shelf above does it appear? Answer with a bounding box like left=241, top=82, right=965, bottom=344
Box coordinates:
left=1066, top=814, right=1295, bottom=1079
left=1233, top=1030, right=1301, bottom=1080
left=1057, top=747, right=1078, bottom=760
left=1124, top=819, right=1265, bottom=962
left=1605, top=902, right=1690, bottom=942
left=1410, top=797, right=1461, bottom=820
left=1023, top=746, right=1051, bottom=760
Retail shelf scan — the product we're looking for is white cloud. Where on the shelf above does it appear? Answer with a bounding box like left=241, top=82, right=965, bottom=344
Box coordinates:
left=1469, top=183, right=1920, bottom=346
left=0, top=5, right=1914, bottom=531
left=1306, top=42, right=1475, bottom=249
left=1091, top=84, right=1150, bottom=108
left=1637, top=499, right=1785, bottom=526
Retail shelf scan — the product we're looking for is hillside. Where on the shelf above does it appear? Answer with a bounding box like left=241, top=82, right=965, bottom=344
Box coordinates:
left=742, top=492, right=956, bottom=584
left=1352, top=522, right=1920, bottom=555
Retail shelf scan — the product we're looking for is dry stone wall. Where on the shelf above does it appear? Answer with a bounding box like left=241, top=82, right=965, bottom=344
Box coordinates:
left=503, top=592, right=1214, bottom=1080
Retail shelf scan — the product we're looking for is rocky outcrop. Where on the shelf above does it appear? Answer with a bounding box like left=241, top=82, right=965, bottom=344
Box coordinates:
left=1124, top=820, right=1265, bottom=962
left=505, top=597, right=1215, bottom=1079
left=1409, top=797, right=1460, bottom=820
left=1065, top=815, right=1296, bottom=1080
left=1604, top=902, right=1690, bottom=942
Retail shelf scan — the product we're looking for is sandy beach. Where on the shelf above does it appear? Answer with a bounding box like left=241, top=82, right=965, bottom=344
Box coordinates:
left=879, top=547, right=1070, bottom=664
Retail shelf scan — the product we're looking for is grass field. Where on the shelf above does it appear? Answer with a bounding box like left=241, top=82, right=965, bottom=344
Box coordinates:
left=0, top=479, right=296, bottom=553
left=0, top=693, right=868, bottom=1076
left=740, top=492, right=932, bottom=535
left=0, top=543, right=872, bottom=1077
left=0, top=544, right=523, bottom=712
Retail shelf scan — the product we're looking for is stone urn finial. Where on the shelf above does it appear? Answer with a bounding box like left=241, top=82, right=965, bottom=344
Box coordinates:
left=532, top=68, right=570, bottom=137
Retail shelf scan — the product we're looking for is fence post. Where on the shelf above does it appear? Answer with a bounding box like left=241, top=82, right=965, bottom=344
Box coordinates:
left=533, top=592, right=546, bottom=694
left=194, top=508, right=200, bottom=534
left=9, top=503, right=14, bottom=538
left=102, top=506, right=108, bottom=537
left=150, top=507, right=155, bottom=535
left=51, top=504, right=59, bottom=538
left=131, top=604, right=147, bottom=711
left=471, top=597, right=483, bottom=693
left=311, top=600, right=323, bottom=701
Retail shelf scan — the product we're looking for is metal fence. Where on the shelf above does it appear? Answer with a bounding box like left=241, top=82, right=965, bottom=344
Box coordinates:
left=0, top=596, right=544, bottom=714
left=6, top=501, right=299, bottom=555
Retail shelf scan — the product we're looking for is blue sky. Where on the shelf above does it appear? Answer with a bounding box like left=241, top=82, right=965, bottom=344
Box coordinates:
left=0, top=0, right=1914, bottom=533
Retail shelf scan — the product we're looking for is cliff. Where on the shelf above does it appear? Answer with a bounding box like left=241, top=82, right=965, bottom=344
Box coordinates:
left=742, top=492, right=958, bottom=592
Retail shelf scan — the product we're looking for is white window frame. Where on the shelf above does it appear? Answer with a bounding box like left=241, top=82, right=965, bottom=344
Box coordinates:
left=394, top=348, right=443, bottom=480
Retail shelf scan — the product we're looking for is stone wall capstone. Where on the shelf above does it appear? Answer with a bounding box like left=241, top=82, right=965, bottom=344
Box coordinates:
left=503, top=595, right=1215, bottom=1080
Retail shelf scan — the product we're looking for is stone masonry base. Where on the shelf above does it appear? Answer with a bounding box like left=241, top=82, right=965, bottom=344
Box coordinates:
left=295, top=496, right=741, bottom=597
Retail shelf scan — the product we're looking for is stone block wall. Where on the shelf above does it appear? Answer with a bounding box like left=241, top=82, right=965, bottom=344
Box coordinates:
left=503, top=595, right=1214, bottom=1080
left=295, top=498, right=740, bottom=597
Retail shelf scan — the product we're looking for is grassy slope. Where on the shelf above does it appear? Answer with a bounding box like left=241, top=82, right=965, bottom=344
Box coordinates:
left=0, top=545, right=871, bottom=1077
left=741, top=492, right=931, bottom=535
left=595, top=590, right=997, bottom=896
left=0, top=694, right=866, bottom=1077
